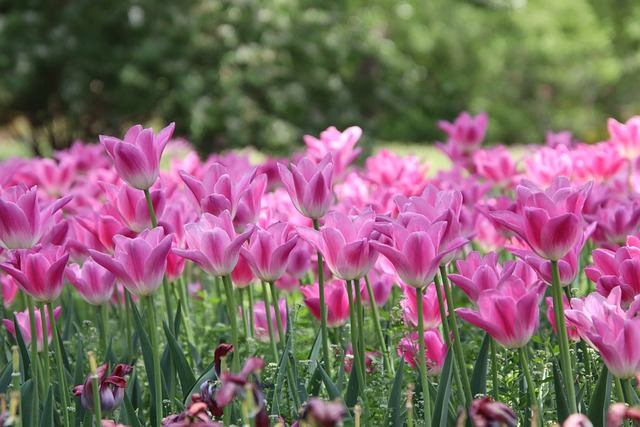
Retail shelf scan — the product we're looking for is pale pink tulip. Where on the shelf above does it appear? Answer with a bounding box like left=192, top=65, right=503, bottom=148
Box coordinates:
left=252, top=298, right=287, bottom=343
left=399, top=283, right=444, bottom=329
left=0, top=274, right=17, bottom=307
left=101, top=182, right=165, bottom=233
left=304, top=126, right=362, bottom=180
left=607, top=116, right=640, bottom=160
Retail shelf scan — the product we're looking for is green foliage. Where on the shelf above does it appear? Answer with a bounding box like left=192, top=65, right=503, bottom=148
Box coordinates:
left=1, top=0, right=639, bottom=154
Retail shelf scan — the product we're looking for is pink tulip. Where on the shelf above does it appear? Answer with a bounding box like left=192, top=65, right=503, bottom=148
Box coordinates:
left=100, top=123, right=175, bottom=190
left=304, top=126, right=362, bottom=180
left=473, top=145, right=520, bottom=189
left=278, top=155, right=334, bottom=219
left=90, top=227, right=172, bottom=297
left=449, top=251, right=502, bottom=304
left=1, top=274, right=18, bottom=307
left=607, top=403, right=640, bottom=426
left=436, top=112, right=488, bottom=170
left=546, top=131, right=575, bottom=148
left=545, top=296, right=580, bottom=342
left=607, top=116, right=640, bottom=160
left=66, top=259, right=116, bottom=306
left=489, top=177, right=592, bottom=261
left=364, top=149, right=429, bottom=193
left=101, top=182, right=165, bottom=233
left=300, top=279, right=350, bottom=327
left=371, top=218, right=467, bottom=288
left=230, top=255, right=256, bottom=289
left=585, top=236, right=640, bottom=304
left=3, top=305, right=62, bottom=352
left=240, top=222, right=298, bottom=282
left=397, top=330, right=448, bottom=375
left=399, top=283, right=444, bottom=329
left=566, top=288, right=640, bottom=378
left=0, top=244, right=69, bottom=303
left=456, top=279, right=545, bottom=349
left=469, top=397, right=517, bottom=427
left=360, top=262, right=394, bottom=308
left=586, top=199, right=640, bottom=248
left=344, top=344, right=379, bottom=374
left=73, top=363, right=133, bottom=414
left=72, top=213, right=134, bottom=255
left=523, top=145, right=575, bottom=187
left=0, top=184, right=71, bottom=249
left=174, top=211, right=253, bottom=277
left=252, top=298, right=287, bottom=343
left=297, top=208, right=378, bottom=281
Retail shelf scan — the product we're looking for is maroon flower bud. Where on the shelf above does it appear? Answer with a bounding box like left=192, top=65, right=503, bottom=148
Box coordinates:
left=299, top=398, right=347, bottom=427
left=73, top=363, right=133, bottom=414
left=469, top=397, right=517, bottom=427
left=162, top=394, right=224, bottom=426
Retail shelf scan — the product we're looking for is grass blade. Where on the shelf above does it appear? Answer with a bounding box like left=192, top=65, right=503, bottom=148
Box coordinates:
left=470, top=332, right=490, bottom=396
left=432, top=348, right=454, bottom=427
left=163, top=321, right=197, bottom=400
left=587, top=364, right=612, bottom=427
left=385, top=357, right=405, bottom=427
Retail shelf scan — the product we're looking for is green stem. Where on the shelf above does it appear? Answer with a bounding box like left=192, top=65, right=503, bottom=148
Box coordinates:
left=47, top=302, right=70, bottom=427
left=38, top=302, right=51, bottom=391
left=26, top=302, right=40, bottom=427
left=91, top=368, right=103, bottom=426
left=364, top=274, right=393, bottom=375
left=519, top=346, right=540, bottom=427
left=177, top=276, right=196, bottom=351
left=415, top=287, right=432, bottom=427
left=222, top=275, right=240, bottom=373
left=623, top=378, right=638, bottom=407
left=434, top=274, right=464, bottom=397
left=98, top=303, right=109, bottom=355
left=143, top=295, right=163, bottom=427
left=248, top=286, right=255, bottom=340
left=313, top=218, right=331, bottom=377
left=490, top=337, right=500, bottom=401
left=239, top=286, right=249, bottom=340
left=550, top=260, right=577, bottom=413
left=260, top=281, right=279, bottom=362
left=123, top=289, right=134, bottom=360
left=614, top=377, right=631, bottom=427
left=354, top=279, right=367, bottom=388
left=440, top=266, right=473, bottom=406
left=346, top=280, right=367, bottom=404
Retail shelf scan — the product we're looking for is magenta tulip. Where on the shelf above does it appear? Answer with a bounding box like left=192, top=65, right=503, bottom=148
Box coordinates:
left=397, top=330, right=448, bottom=375
left=585, top=236, right=640, bottom=304
left=304, top=126, right=362, bottom=180
left=278, top=154, right=334, bottom=219
left=300, top=279, right=350, bottom=327
left=3, top=305, right=62, bottom=352
left=101, top=182, right=165, bottom=233
left=66, top=259, right=116, bottom=306
left=253, top=298, right=287, bottom=343
left=100, top=123, right=174, bottom=190
left=89, top=227, right=172, bottom=297
left=400, top=283, right=444, bottom=329
left=1, top=274, right=18, bottom=307
left=240, top=222, right=298, bottom=282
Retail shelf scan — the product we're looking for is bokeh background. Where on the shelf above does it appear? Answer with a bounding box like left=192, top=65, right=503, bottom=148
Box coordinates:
left=1, top=0, right=639, bottom=157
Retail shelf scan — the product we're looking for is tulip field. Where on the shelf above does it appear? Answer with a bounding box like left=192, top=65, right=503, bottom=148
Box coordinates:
left=2, top=113, right=640, bottom=426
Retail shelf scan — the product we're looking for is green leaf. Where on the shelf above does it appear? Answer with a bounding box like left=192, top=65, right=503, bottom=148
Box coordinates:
left=0, top=362, right=13, bottom=393
left=306, top=330, right=323, bottom=396
left=385, top=357, right=405, bottom=427
left=269, top=335, right=290, bottom=416
left=288, top=350, right=308, bottom=405
left=470, top=332, right=490, bottom=396
left=432, top=348, right=454, bottom=427
left=73, top=331, right=86, bottom=427
left=39, top=387, right=53, bottom=427
left=122, top=391, right=143, bottom=427
left=344, top=357, right=359, bottom=408
left=13, top=313, right=30, bottom=379
left=183, top=358, right=216, bottom=404
left=587, top=365, right=612, bottom=427
left=174, top=299, right=182, bottom=337
left=163, top=321, right=196, bottom=401
left=552, top=358, right=570, bottom=424
left=318, top=364, right=341, bottom=400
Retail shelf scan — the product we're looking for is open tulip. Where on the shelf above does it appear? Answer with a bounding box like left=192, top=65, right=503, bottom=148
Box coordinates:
left=89, top=227, right=173, bottom=297
left=304, top=126, right=362, bottom=180
left=400, top=283, right=444, bottom=329
left=300, top=279, right=350, bottom=327
left=73, top=363, right=133, bottom=414
left=100, top=123, right=175, bottom=190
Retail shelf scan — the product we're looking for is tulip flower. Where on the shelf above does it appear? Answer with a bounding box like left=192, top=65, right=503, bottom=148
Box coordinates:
left=174, top=211, right=253, bottom=277
left=297, top=208, right=378, bottom=281
left=240, top=222, right=298, bottom=282
left=1, top=274, right=18, bottom=307
left=161, top=394, right=225, bottom=427
left=0, top=244, right=69, bottom=303
left=585, top=236, right=640, bottom=304
left=456, top=279, right=546, bottom=349
left=300, top=279, right=350, bottom=327
left=399, top=283, right=444, bottom=329
left=3, top=305, right=62, bottom=352
left=73, top=363, right=133, bottom=413
left=607, top=116, right=640, bottom=160
left=546, top=296, right=580, bottom=342
left=65, top=259, right=116, bottom=306
left=489, top=177, right=592, bottom=261
left=231, top=255, right=256, bottom=289
left=278, top=154, right=334, bottom=219
left=397, top=330, right=448, bottom=375
left=101, top=182, right=165, bottom=233
left=0, top=183, right=71, bottom=249
left=299, top=398, right=347, bottom=427
left=473, top=145, right=520, bottom=189
left=586, top=199, right=640, bottom=247
left=469, top=397, right=517, bottom=427
left=100, top=122, right=175, bottom=190
left=304, top=125, right=362, bottom=180
left=89, top=227, right=172, bottom=297
left=252, top=298, right=287, bottom=343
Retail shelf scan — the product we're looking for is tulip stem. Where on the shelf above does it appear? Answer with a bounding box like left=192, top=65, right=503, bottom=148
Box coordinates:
left=238, top=286, right=249, bottom=340
left=313, top=218, right=332, bottom=378
left=519, top=346, right=540, bottom=427
left=550, top=260, right=577, bottom=414
left=364, top=274, right=393, bottom=375
left=37, top=302, right=51, bottom=391
left=623, top=378, right=638, bottom=407
left=415, top=287, right=432, bottom=427
left=346, top=280, right=367, bottom=404
left=247, top=287, right=255, bottom=340
left=353, top=279, right=367, bottom=386
left=123, top=289, right=134, bottom=360
left=177, top=277, right=196, bottom=351
left=47, top=302, right=70, bottom=427
left=260, top=281, right=279, bottom=362
left=490, top=337, right=500, bottom=401
left=98, top=303, right=109, bottom=355
left=26, top=302, right=40, bottom=426
left=88, top=352, right=103, bottom=426
left=143, top=295, right=163, bottom=427
left=440, top=266, right=473, bottom=407
left=222, top=275, right=241, bottom=373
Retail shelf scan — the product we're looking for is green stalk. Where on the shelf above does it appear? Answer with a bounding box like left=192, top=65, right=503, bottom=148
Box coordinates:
left=614, top=377, right=631, bottom=427
left=123, top=289, right=134, bottom=360
left=313, top=218, right=331, bottom=377
left=177, top=276, right=196, bottom=349
left=353, top=279, right=367, bottom=387
left=415, top=287, right=432, bottom=427
left=490, top=337, right=500, bottom=401
left=26, top=302, right=40, bottom=426
left=346, top=280, right=367, bottom=403
left=98, top=303, right=109, bottom=355
left=439, top=266, right=473, bottom=406
left=519, top=346, right=540, bottom=427
left=248, top=286, right=255, bottom=339
left=88, top=352, right=102, bottom=426
left=144, top=188, right=174, bottom=330
left=222, top=275, right=240, bottom=373
left=143, top=295, right=163, bottom=427
left=623, top=378, right=638, bottom=407
left=37, top=302, right=51, bottom=391
left=46, top=302, right=70, bottom=427
left=260, top=281, right=279, bottom=362
left=238, top=286, right=249, bottom=340
left=364, top=274, right=393, bottom=375
left=11, top=346, right=21, bottom=426
left=550, top=260, right=577, bottom=413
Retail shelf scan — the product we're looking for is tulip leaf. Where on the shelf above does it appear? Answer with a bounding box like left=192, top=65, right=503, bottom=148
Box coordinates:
left=306, top=330, right=323, bottom=396
left=344, top=357, right=359, bottom=408
left=20, top=379, right=34, bottom=427
left=432, top=347, right=454, bottom=427
left=318, top=365, right=354, bottom=424
left=587, top=364, right=612, bottom=427
left=289, top=350, right=308, bottom=405
left=122, top=391, right=143, bottom=427
left=13, top=313, right=30, bottom=379
left=183, top=358, right=216, bottom=404
left=174, top=300, right=182, bottom=337
left=552, top=358, right=570, bottom=424
left=73, top=331, right=86, bottom=427
left=470, top=332, right=490, bottom=396
left=269, top=334, right=291, bottom=417
left=0, top=363, right=12, bottom=394
left=385, top=357, right=405, bottom=427
left=39, top=387, right=53, bottom=427
left=163, top=321, right=196, bottom=400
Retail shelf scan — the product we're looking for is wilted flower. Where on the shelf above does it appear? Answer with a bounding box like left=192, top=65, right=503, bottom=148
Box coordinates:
left=299, top=398, right=347, bottom=427
left=469, top=397, right=517, bottom=427
left=73, top=363, right=133, bottom=414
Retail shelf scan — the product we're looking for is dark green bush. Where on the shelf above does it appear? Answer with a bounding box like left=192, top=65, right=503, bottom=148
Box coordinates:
left=1, top=0, right=639, bottom=155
